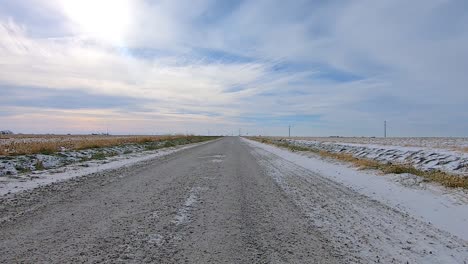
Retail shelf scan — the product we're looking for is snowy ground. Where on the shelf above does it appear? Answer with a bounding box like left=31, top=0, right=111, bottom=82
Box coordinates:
left=244, top=138, right=468, bottom=240
left=283, top=137, right=468, bottom=151
left=1, top=137, right=467, bottom=263
left=0, top=140, right=216, bottom=196
left=1, top=142, right=158, bottom=177
left=279, top=138, right=468, bottom=176
left=244, top=138, right=468, bottom=263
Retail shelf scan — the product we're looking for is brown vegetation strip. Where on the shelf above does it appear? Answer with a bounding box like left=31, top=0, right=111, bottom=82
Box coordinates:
left=249, top=137, right=468, bottom=189
left=0, top=135, right=202, bottom=156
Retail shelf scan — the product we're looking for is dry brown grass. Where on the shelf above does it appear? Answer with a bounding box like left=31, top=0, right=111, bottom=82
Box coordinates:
left=0, top=135, right=190, bottom=156
left=249, top=137, right=468, bottom=189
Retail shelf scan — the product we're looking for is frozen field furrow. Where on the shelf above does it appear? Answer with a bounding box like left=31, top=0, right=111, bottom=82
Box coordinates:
left=281, top=138, right=468, bottom=176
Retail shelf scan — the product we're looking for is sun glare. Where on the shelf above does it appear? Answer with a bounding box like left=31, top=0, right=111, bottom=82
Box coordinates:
left=61, top=0, right=131, bottom=43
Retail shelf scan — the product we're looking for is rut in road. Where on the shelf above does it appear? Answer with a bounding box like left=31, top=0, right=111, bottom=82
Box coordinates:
left=0, top=137, right=340, bottom=263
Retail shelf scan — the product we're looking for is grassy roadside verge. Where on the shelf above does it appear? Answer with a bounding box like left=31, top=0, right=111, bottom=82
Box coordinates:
left=0, top=135, right=218, bottom=156
left=1, top=136, right=221, bottom=176
left=81, top=136, right=220, bottom=161
left=248, top=137, right=468, bottom=189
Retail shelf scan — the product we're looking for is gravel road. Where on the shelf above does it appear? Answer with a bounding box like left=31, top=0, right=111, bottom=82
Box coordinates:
left=0, top=137, right=466, bottom=263
left=0, top=137, right=339, bottom=263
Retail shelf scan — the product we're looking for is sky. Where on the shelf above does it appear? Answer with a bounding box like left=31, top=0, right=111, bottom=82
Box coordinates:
left=0, top=0, right=467, bottom=137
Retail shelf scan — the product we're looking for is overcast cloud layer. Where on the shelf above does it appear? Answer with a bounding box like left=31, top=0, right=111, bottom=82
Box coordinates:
left=0, top=0, right=467, bottom=136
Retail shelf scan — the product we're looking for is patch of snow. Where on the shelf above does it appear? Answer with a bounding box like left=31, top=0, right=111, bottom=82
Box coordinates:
left=173, top=186, right=207, bottom=225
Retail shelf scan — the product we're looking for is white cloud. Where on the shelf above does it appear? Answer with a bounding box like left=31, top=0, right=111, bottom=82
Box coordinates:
left=0, top=19, right=267, bottom=105
left=0, top=0, right=467, bottom=136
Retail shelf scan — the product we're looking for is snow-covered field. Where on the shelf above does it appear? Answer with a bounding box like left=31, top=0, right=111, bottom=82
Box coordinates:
left=278, top=138, right=468, bottom=176
left=284, top=137, right=468, bottom=151
left=244, top=138, right=468, bottom=262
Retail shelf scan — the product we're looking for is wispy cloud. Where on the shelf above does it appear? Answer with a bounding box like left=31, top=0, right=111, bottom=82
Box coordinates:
left=0, top=0, right=467, bottom=136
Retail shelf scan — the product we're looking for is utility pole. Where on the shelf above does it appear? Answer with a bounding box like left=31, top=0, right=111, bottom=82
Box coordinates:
left=384, top=120, right=387, bottom=138
left=288, top=125, right=291, bottom=137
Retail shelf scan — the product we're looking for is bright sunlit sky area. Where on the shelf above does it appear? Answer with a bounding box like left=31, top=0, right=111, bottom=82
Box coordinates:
left=0, top=0, right=467, bottom=136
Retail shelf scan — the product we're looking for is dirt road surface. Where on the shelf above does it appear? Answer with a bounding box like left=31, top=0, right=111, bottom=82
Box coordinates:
left=0, top=137, right=466, bottom=263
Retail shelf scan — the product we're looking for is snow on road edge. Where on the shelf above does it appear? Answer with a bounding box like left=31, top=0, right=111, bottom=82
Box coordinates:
left=242, top=138, right=468, bottom=241
left=0, top=140, right=216, bottom=196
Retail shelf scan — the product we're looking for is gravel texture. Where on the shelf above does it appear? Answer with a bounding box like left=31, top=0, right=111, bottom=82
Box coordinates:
left=1, top=137, right=466, bottom=263
left=0, top=137, right=339, bottom=263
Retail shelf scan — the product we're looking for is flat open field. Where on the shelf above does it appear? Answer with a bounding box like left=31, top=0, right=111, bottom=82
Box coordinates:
left=0, top=134, right=187, bottom=156
left=270, top=137, right=468, bottom=152
left=258, top=137, right=468, bottom=177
